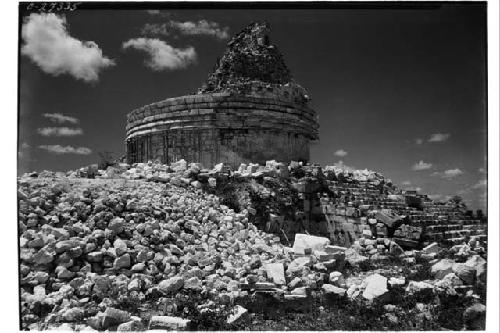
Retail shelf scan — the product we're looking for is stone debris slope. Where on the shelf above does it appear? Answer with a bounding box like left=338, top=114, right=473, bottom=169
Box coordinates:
left=18, top=160, right=488, bottom=331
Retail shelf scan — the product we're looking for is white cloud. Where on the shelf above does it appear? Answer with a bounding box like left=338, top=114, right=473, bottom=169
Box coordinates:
left=428, top=133, right=450, bottom=143
left=473, top=179, right=487, bottom=189
left=37, top=127, right=83, bottom=137
left=170, top=20, right=229, bottom=40
left=415, top=138, right=423, bottom=145
left=43, top=112, right=79, bottom=124
left=401, top=180, right=412, bottom=186
left=39, top=145, right=92, bottom=155
left=141, top=23, right=170, bottom=36
left=411, top=160, right=433, bottom=171
left=123, top=38, right=196, bottom=71
left=334, top=149, right=348, bottom=157
left=21, top=13, right=115, bottom=82
left=141, top=19, right=229, bottom=40
left=21, top=142, right=30, bottom=149
left=432, top=168, right=464, bottom=179
left=442, top=168, right=464, bottom=178
left=478, top=167, right=486, bottom=174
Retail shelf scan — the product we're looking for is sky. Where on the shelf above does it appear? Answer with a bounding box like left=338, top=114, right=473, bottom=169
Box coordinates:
left=18, top=3, right=487, bottom=211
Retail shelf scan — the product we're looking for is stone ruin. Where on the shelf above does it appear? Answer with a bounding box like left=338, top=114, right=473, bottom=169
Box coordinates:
left=126, top=22, right=319, bottom=168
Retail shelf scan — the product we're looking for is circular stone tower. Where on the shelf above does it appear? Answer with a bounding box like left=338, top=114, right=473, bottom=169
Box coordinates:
left=126, top=22, right=319, bottom=168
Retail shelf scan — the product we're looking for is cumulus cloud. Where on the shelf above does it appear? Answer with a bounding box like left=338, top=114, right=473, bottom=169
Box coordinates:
left=473, top=179, right=487, bottom=189
left=123, top=38, right=196, bottom=71
left=141, top=19, right=229, bottom=40
left=428, top=133, right=450, bottom=143
left=401, top=180, right=412, bottom=186
left=39, top=145, right=92, bottom=155
left=411, top=160, right=432, bottom=171
left=334, top=149, right=348, bottom=157
left=170, top=20, right=229, bottom=39
left=37, top=127, right=83, bottom=137
left=146, top=10, right=161, bottom=15
left=478, top=167, right=486, bottom=174
left=431, top=168, right=464, bottom=179
left=415, top=138, right=423, bottom=145
left=21, top=13, right=115, bottom=82
left=141, top=23, right=170, bottom=36
left=442, top=168, right=464, bottom=178
left=43, top=112, right=79, bottom=124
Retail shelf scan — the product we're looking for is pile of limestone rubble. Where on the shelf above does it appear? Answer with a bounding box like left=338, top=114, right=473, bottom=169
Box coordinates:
left=18, top=160, right=487, bottom=330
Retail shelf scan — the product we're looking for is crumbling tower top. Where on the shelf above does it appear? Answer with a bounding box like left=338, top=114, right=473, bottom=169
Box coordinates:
left=127, top=21, right=318, bottom=168
left=199, top=22, right=294, bottom=93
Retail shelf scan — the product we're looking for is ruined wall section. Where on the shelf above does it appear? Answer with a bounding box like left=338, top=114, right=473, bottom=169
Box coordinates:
left=126, top=86, right=319, bottom=168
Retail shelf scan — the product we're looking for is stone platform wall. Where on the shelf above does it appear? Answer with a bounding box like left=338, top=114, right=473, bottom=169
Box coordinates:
left=126, top=91, right=319, bottom=168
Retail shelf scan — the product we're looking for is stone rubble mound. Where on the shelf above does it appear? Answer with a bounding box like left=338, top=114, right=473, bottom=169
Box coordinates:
left=18, top=160, right=488, bottom=330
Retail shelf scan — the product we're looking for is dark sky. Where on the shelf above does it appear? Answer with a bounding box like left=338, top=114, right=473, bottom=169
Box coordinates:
left=18, top=3, right=487, bottom=210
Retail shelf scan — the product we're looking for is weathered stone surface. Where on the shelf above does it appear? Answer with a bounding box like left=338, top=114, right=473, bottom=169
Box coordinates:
left=117, top=319, right=144, bottom=332
left=113, top=254, right=131, bottom=269
left=102, top=307, right=131, bottom=329
left=226, top=305, right=248, bottom=324
left=431, top=259, right=455, bottom=280
left=286, top=256, right=313, bottom=275
left=264, top=263, right=286, bottom=285
left=422, top=242, right=439, bottom=254
left=158, top=277, right=184, bottom=294
left=453, top=263, right=476, bottom=285
left=329, top=271, right=346, bottom=288
left=463, top=303, right=486, bottom=330
left=388, top=277, right=405, bottom=287
left=184, top=277, right=202, bottom=291
left=293, top=234, right=330, bottom=255
left=17, top=151, right=489, bottom=330
left=406, top=281, right=434, bottom=294
left=345, top=248, right=368, bottom=266
left=362, top=274, right=388, bottom=301
left=126, top=22, right=318, bottom=169
left=322, top=284, right=346, bottom=298
left=149, top=316, right=191, bottom=330
left=465, top=255, right=487, bottom=283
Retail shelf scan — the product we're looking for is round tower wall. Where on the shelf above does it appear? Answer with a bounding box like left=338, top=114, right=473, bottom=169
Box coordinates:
left=126, top=90, right=318, bottom=168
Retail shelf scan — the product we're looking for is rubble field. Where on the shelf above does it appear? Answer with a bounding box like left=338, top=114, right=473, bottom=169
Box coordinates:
left=18, top=160, right=487, bottom=331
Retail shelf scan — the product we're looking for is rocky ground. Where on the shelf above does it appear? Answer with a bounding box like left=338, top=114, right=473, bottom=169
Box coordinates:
left=18, top=161, right=487, bottom=331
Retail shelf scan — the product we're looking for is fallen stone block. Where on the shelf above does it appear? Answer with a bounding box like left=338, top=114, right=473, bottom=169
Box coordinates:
left=431, top=259, right=455, bottom=280
left=102, top=307, right=131, bottom=329
left=422, top=242, right=439, bottom=255
left=158, top=277, right=184, bottom=294
left=264, top=263, right=286, bottom=285
left=293, top=234, right=330, bottom=255
left=226, top=305, right=248, bottom=325
left=362, top=274, right=388, bottom=301
left=324, top=245, right=347, bottom=254
left=149, top=315, right=191, bottom=330
left=453, top=263, right=476, bottom=285
left=322, top=284, right=346, bottom=299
